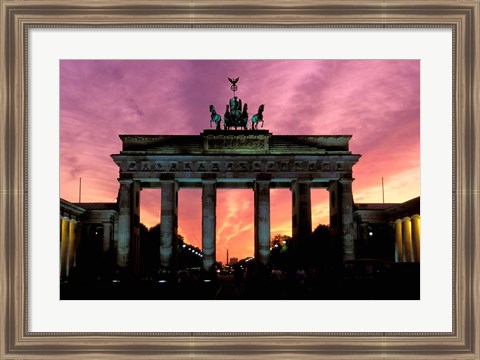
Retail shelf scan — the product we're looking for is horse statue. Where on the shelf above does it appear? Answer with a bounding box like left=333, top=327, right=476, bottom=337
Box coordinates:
left=224, top=104, right=230, bottom=129
left=251, top=104, right=265, bottom=130
left=238, top=103, right=249, bottom=130
left=209, top=105, right=222, bottom=130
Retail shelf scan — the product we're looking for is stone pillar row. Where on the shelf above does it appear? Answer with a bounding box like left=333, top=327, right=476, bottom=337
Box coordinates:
left=119, top=177, right=359, bottom=271
left=393, top=215, right=420, bottom=263
left=156, top=176, right=273, bottom=272
left=60, top=216, right=77, bottom=278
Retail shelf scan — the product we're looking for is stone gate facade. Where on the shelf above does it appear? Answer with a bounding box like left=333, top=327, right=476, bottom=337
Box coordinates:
left=111, top=130, right=361, bottom=272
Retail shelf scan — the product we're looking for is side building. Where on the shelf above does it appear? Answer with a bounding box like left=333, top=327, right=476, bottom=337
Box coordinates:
left=60, top=199, right=118, bottom=281
left=353, top=196, right=420, bottom=263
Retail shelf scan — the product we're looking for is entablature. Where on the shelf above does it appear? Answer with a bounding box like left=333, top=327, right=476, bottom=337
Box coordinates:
left=112, top=153, right=360, bottom=181
left=117, top=131, right=355, bottom=155
left=112, top=132, right=361, bottom=189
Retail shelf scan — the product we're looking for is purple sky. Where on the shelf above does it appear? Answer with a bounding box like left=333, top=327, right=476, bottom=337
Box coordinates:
left=60, top=60, right=420, bottom=264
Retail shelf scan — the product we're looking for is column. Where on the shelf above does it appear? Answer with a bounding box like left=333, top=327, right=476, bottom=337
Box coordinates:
left=291, top=179, right=312, bottom=252
left=411, top=214, right=421, bottom=262
left=254, top=177, right=271, bottom=266
left=117, top=179, right=133, bottom=268
left=73, top=222, right=82, bottom=268
left=113, top=217, right=119, bottom=255
left=328, top=182, right=339, bottom=252
left=402, top=217, right=413, bottom=262
left=160, top=175, right=178, bottom=270
left=358, top=223, right=369, bottom=257
left=394, top=219, right=403, bottom=262
left=67, top=219, right=77, bottom=277
left=60, top=216, right=70, bottom=278
left=202, top=176, right=216, bottom=271
left=339, top=179, right=355, bottom=261
left=103, top=222, right=112, bottom=254
left=103, top=221, right=112, bottom=273
left=131, top=182, right=142, bottom=276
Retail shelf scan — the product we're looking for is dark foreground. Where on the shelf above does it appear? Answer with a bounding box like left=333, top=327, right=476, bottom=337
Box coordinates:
left=61, top=263, right=420, bottom=300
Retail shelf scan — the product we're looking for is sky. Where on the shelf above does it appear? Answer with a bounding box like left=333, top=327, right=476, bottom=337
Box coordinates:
left=60, top=60, right=420, bottom=265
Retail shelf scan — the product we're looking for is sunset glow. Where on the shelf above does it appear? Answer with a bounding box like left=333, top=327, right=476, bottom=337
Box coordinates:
left=60, top=60, right=420, bottom=264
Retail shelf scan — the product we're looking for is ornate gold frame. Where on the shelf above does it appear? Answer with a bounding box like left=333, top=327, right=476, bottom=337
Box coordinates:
left=1, top=1, right=479, bottom=358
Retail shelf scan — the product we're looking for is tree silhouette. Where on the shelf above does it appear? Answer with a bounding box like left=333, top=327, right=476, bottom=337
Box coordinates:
left=139, top=223, right=204, bottom=274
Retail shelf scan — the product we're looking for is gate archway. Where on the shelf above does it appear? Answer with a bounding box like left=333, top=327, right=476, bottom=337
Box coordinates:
left=111, top=130, right=361, bottom=272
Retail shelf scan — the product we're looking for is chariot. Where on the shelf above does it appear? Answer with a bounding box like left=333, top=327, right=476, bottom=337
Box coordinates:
left=224, top=96, right=248, bottom=130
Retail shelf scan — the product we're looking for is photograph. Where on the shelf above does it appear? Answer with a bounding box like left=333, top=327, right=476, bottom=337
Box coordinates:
left=59, top=59, right=420, bottom=300
left=2, top=0, right=479, bottom=358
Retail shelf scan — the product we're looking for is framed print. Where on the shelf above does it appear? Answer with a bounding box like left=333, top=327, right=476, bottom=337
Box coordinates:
left=1, top=0, right=479, bottom=359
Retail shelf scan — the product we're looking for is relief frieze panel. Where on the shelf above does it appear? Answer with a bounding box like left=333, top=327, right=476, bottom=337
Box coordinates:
left=206, top=137, right=268, bottom=151
left=127, top=161, right=137, bottom=171
left=295, top=162, right=306, bottom=172
left=321, top=161, right=332, bottom=171
left=169, top=162, right=178, bottom=172
left=211, top=163, right=220, bottom=172
left=238, top=162, right=249, bottom=172
left=141, top=162, right=150, bottom=171
left=122, top=158, right=353, bottom=176
left=197, top=162, right=207, bottom=172
left=156, top=162, right=165, bottom=171
left=280, top=162, right=289, bottom=171
left=208, top=138, right=265, bottom=150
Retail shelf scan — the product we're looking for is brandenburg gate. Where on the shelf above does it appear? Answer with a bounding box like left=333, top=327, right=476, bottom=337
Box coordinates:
left=111, top=130, right=360, bottom=271
left=111, top=79, right=361, bottom=273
